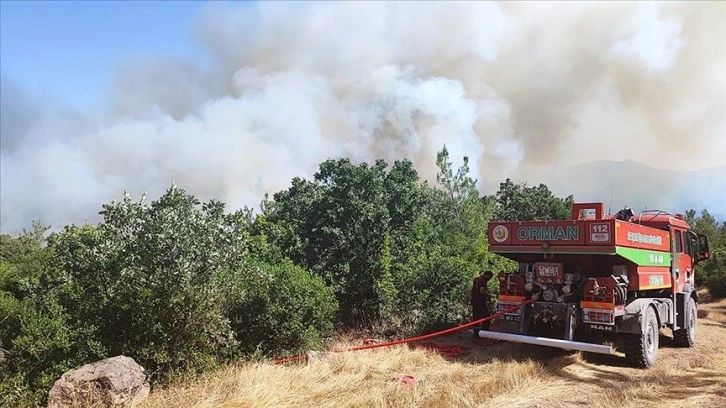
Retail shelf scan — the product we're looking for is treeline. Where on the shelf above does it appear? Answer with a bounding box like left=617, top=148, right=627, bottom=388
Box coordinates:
left=685, top=209, right=726, bottom=296
left=0, top=147, right=722, bottom=406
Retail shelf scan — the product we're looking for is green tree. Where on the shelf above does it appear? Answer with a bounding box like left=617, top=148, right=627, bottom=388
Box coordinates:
left=0, top=220, right=50, bottom=265
left=492, top=179, right=573, bottom=221
left=0, top=221, right=52, bottom=357
left=402, top=146, right=510, bottom=330
left=685, top=209, right=726, bottom=296
left=261, top=147, right=523, bottom=332
left=45, top=187, right=250, bottom=377
left=266, top=158, right=393, bottom=325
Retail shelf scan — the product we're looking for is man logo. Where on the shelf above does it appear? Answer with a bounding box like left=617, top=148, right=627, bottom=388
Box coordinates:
left=493, top=225, right=509, bottom=243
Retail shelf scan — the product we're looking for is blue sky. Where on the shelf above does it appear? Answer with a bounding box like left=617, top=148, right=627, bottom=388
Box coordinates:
left=0, top=0, right=211, bottom=112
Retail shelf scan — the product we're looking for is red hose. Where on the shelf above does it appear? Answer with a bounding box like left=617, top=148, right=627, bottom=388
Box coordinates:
left=274, top=299, right=534, bottom=364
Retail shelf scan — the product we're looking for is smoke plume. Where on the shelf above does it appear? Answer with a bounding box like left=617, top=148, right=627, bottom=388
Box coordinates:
left=2, top=1, right=725, bottom=233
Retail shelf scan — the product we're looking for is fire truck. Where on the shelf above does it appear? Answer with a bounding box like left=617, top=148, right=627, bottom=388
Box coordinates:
left=481, top=202, right=710, bottom=368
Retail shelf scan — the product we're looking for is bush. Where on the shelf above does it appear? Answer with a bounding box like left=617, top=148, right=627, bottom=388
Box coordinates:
left=1, top=293, right=105, bottom=407
left=1, top=223, right=52, bottom=349
left=38, top=187, right=251, bottom=381
left=702, top=248, right=726, bottom=297
left=225, top=258, right=338, bottom=357
left=0, top=262, right=22, bottom=347
left=705, top=271, right=726, bottom=297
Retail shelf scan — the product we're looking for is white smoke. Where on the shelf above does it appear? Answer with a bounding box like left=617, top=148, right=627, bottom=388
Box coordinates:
left=2, top=1, right=725, bottom=233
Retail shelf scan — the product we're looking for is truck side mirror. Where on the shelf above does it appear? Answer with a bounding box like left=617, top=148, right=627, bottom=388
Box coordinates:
left=695, top=234, right=710, bottom=264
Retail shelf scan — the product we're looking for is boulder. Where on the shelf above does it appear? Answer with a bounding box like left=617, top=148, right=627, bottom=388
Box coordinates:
left=47, top=355, right=150, bottom=408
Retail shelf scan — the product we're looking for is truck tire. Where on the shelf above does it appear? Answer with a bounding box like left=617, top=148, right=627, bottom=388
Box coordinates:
left=674, top=297, right=697, bottom=347
left=624, top=306, right=659, bottom=368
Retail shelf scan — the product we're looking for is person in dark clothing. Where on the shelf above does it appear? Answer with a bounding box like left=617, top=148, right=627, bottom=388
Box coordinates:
left=615, top=206, right=634, bottom=222
left=471, top=271, right=495, bottom=335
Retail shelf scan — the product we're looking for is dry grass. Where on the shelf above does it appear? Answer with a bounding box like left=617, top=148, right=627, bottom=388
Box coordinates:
left=698, top=289, right=726, bottom=324
left=140, top=291, right=726, bottom=408
left=140, top=346, right=573, bottom=408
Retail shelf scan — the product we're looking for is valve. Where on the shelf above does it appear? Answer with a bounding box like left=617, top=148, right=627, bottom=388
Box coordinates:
left=588, top=278, right=604, bottom=296
left=542, top=287, right=558, bottom=302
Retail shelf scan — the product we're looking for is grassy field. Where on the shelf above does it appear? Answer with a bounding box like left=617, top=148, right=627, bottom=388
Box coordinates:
left=140, top=291, right=726, bottom=408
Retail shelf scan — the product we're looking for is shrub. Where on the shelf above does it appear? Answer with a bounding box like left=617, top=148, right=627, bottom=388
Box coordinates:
left=0, top=292, right=105, bottom=407
left=0, top=262, right=22, bottom=347
left=702, top=248, right=726, bottom=297
left=225, top=258, right=338, bottom=357
left=38, top=187, right=251, bottom=381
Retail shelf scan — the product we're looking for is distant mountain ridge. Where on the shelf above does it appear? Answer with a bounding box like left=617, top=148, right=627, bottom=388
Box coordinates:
left=516, top=160, right=726, bottom=221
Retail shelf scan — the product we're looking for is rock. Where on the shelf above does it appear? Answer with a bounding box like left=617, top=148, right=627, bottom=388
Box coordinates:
left=47, top=355, right=150, bottom=408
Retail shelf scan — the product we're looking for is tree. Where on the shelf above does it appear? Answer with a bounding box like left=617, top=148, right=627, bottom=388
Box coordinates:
left=266, top=158, right=394, bottom=325
left=405, top=146, right=511, bottom=330
left=30, top=185, right=251, bottom=380
left=685, top=208, right=726, bottom=296
left=492, top=179, right=573, bottom=221
left=260, top=147, right=525, bottom=332
left=0, top=221, right=52, bottom=362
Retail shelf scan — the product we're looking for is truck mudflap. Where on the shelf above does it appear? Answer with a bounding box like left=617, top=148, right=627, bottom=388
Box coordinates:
left=478, top=330, right=615, bottom=355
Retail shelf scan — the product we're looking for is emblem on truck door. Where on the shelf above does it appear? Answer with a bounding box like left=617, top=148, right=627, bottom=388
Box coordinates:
left=493, top=225, right=509, bottom=243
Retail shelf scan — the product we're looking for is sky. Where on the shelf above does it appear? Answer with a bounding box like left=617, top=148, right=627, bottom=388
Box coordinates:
left=1, top=1, right=724, bottom=233
left=0, top=0, right=209, bottom=113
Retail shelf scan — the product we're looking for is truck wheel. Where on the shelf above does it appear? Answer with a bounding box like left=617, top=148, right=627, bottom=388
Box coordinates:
left=674, top=297, right=697, bottom=347
left=624, top=306, right=659, bottom=368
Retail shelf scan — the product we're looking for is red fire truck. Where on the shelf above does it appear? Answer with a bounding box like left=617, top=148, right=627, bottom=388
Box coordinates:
left=481, top=202, right=710, bottom=368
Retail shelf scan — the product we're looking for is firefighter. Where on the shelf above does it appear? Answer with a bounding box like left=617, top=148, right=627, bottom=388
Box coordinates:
left=471, top=270, right=496, bottom=335
left=615, top=206, right=634, bottom=222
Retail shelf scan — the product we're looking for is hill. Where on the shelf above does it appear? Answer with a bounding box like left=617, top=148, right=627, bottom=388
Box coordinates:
left=139, top=291, right=726, bottom=408
left=512, top=160, right=726, bottom=221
